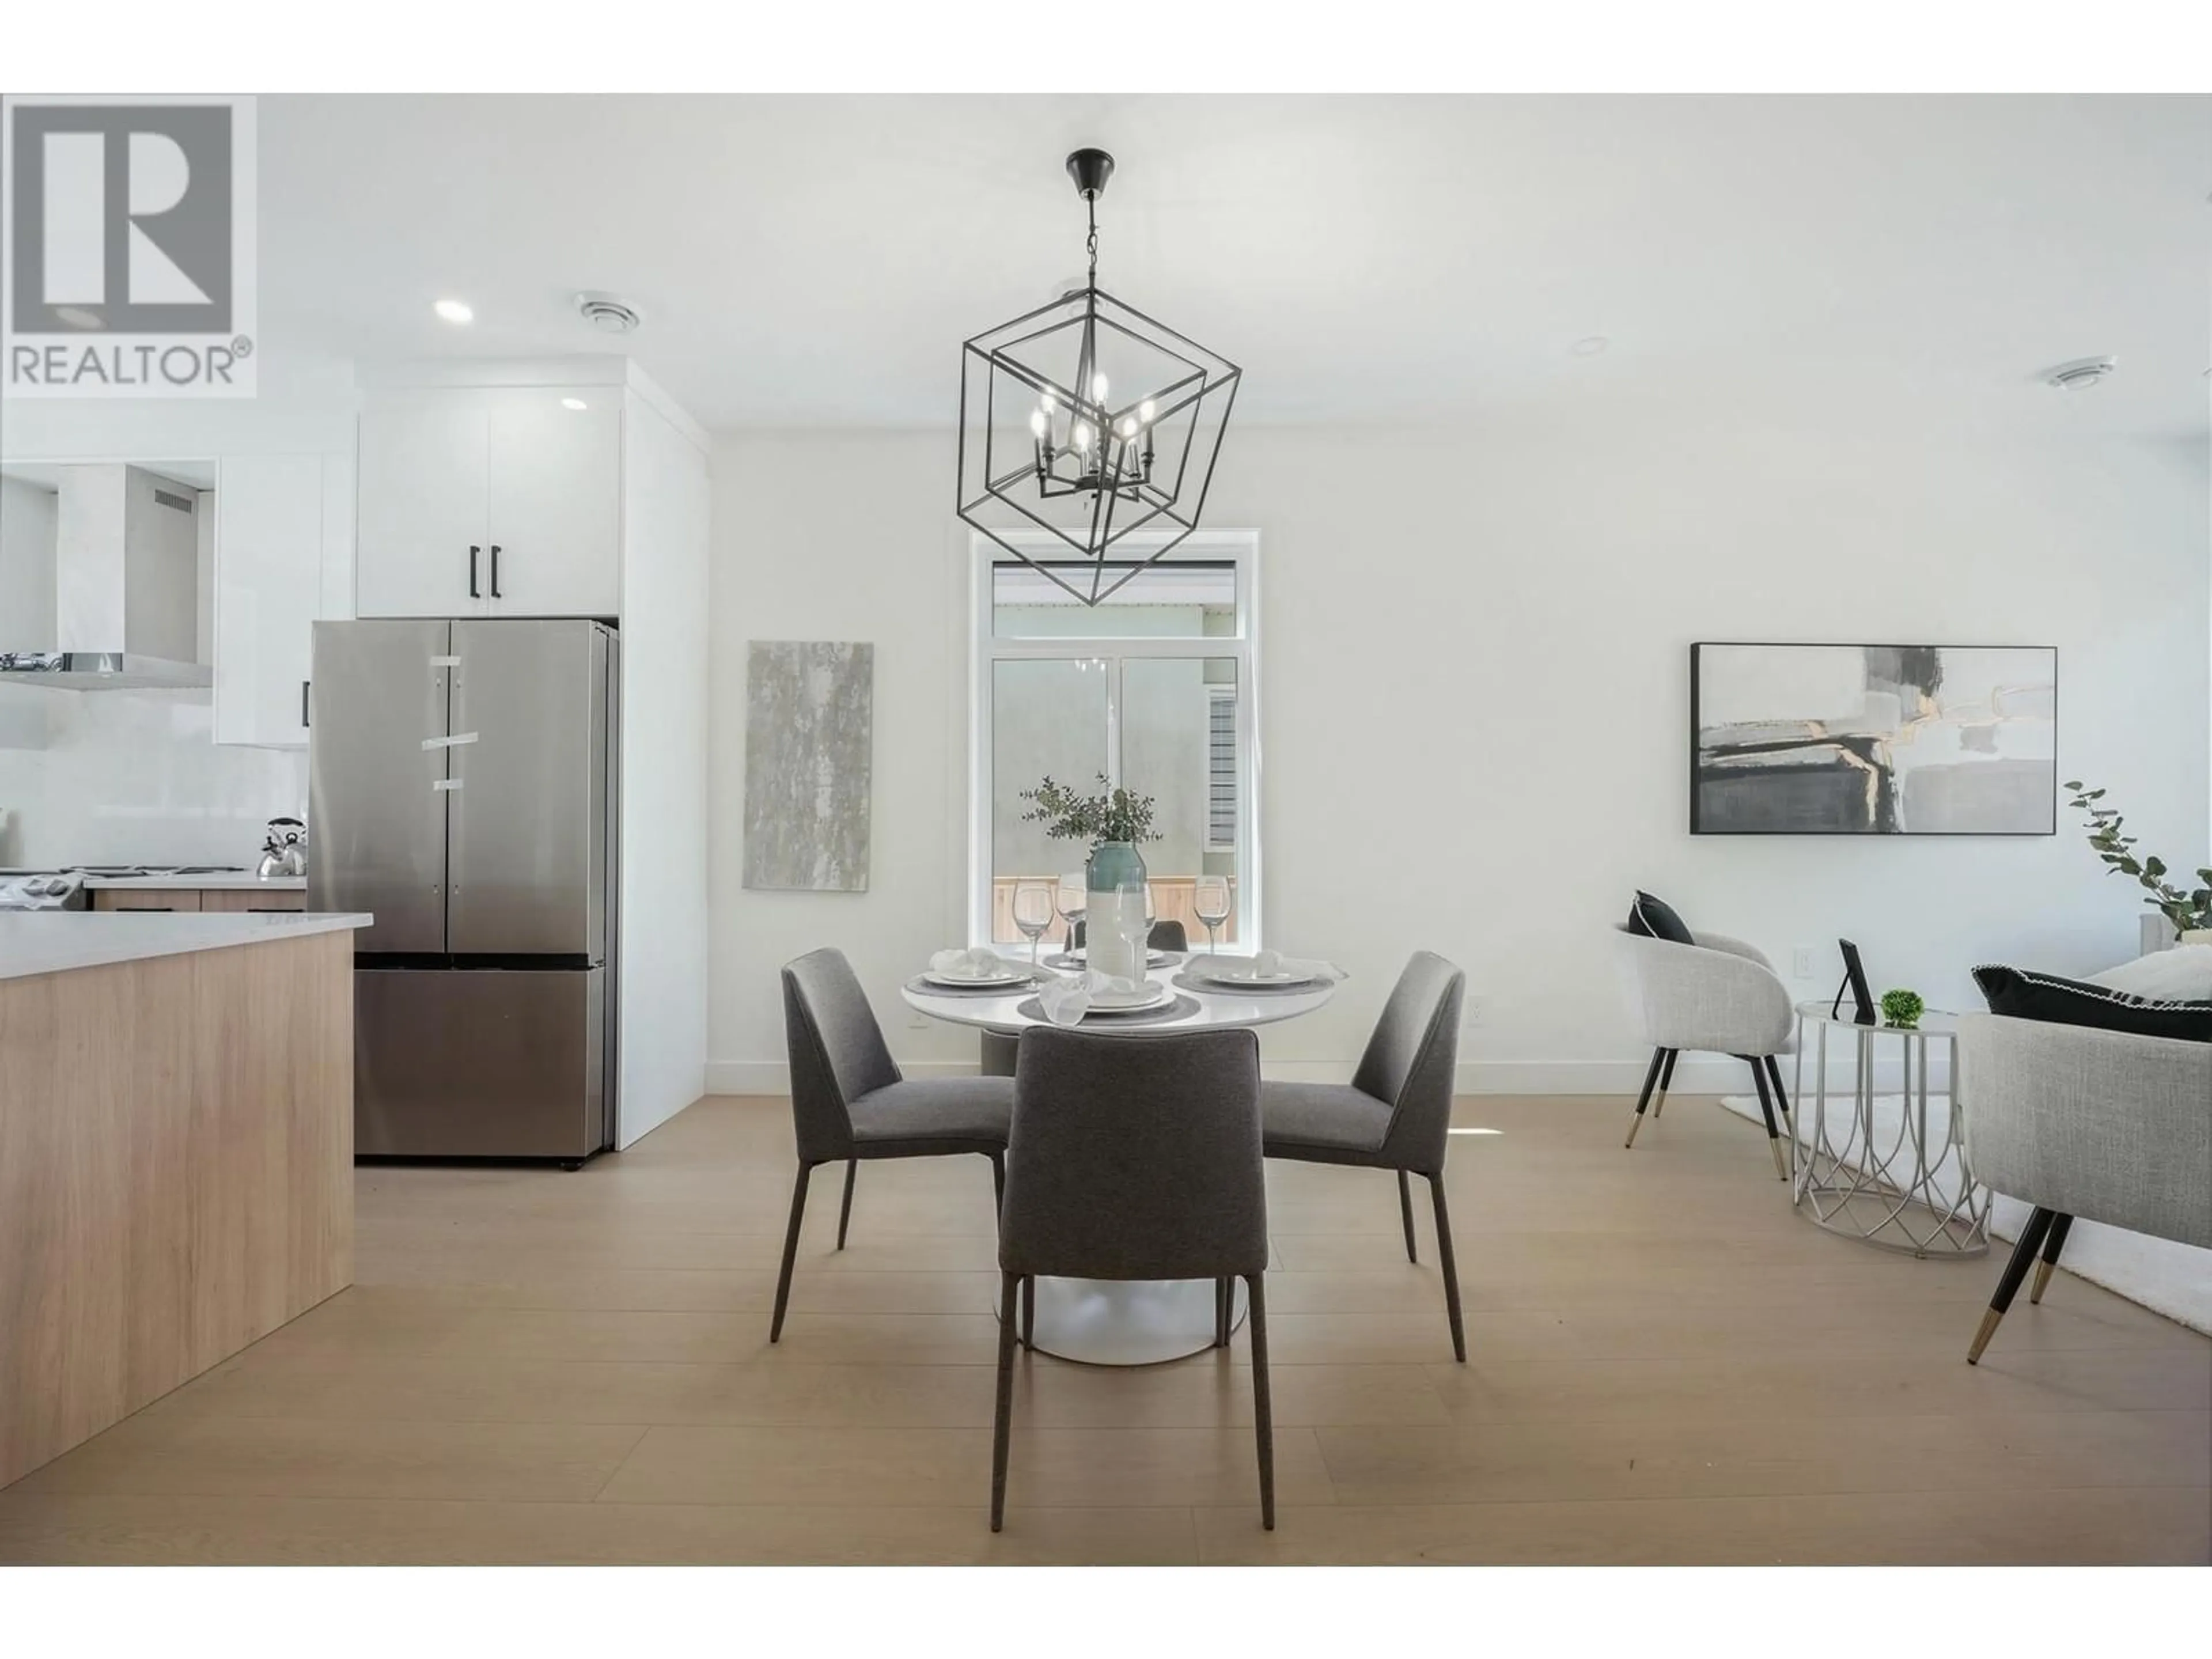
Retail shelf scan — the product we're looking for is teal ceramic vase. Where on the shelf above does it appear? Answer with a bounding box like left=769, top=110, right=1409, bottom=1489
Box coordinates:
left=1085, top=840, right=1148, bottom=980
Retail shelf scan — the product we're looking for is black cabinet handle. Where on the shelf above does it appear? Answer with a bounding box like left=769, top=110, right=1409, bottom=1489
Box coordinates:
left=490, top=544, right=502, bottom=599
left=301, top=680, right=310, bottom=727
left=468, top=545, right=481, bottom=598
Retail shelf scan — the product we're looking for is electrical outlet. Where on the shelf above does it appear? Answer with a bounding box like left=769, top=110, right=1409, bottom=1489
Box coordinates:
left=1461, top=993, right=1486, bottom=1028
left=906, top=1012, right=931, bottom=1031
left=1791, top=946, right=1818, bottom=980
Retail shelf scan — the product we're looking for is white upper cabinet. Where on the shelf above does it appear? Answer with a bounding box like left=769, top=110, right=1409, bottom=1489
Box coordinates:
left=484, top=392, right=622, bottom=616
left=356, top=395, right=492, bottom=617
left=355, top=387, right=621, bottom=620
left=213, top=453, right=353, bottom=749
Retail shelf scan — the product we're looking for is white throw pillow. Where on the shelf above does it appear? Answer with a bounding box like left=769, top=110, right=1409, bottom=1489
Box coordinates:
left=2087, top=945, right=2212, bottom=1002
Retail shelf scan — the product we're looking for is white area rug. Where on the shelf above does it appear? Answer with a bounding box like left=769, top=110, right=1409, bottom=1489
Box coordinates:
left=1720, top=1094, right=2211, bottom=1335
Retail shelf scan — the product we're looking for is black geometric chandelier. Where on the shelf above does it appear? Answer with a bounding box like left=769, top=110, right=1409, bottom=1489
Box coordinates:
left=957, top=148, right=1241, bottom=605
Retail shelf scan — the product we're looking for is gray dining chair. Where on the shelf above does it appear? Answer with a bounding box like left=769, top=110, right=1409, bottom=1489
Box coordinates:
left=774, top=948, right=1013, bottom=1342
left=1259, top=951, right=1469, bottom=1362
left=1069, top=918, right=1188, bottom=952
left=993, top=1025, right=1273, bottom=1531
left=980, top=919, right=1190, bottom=1078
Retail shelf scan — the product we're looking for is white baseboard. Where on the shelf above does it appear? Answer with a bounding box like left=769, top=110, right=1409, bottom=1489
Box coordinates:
left=706, top=1054, right=1942, bottom=1097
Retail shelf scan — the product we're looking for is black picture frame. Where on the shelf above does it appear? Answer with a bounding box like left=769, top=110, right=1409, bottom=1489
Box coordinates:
left=1831, top=939, right=1876, bottom=1027
left=1689, top=642, right=2059, bottom=836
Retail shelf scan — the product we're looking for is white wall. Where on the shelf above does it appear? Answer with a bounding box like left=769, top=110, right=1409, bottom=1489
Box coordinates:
left=706, top=412, right=2209, bottom=1093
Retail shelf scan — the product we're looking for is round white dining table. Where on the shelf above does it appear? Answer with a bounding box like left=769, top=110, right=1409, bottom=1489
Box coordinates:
left=901, top=953, right=1338, bottom=1367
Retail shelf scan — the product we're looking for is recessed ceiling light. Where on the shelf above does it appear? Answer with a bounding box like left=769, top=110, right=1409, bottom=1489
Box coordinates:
left=1572, top=336, right=1609, bottom=357
left=560, top=397, right=588, bottom=411
left=433, top=298, right=474, bottom=324
left=2043, top=355, right=2116, bottom=391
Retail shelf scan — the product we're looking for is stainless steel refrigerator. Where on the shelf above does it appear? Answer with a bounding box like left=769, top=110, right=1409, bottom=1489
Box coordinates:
left=309, top=619, right=618, bottom=1163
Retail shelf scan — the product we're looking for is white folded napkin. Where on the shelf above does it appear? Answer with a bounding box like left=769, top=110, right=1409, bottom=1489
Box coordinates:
left=927, top=946, right=1025, bottom=982
left=1035, top=969, right=1143, bottom=1025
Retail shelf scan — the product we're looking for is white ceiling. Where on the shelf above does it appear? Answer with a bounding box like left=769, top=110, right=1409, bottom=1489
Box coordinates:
left=261, top=95, right=2212, bottom=436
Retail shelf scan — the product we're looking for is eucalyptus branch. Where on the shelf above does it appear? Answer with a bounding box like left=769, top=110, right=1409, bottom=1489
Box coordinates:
left=2063, top=780, right=2212, bottom=934
left=1020, top=772, right=1161, bottom=849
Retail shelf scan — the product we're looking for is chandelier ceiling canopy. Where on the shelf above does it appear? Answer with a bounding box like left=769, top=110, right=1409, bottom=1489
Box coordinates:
left=957, top=148, right=1241, bottom=606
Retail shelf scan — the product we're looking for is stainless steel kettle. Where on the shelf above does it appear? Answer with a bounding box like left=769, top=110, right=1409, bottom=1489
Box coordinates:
left=257, top=815, right=308, bottom=880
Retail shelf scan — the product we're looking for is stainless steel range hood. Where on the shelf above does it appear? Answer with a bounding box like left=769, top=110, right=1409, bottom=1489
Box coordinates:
left=0, top=463, right=210, bottom=691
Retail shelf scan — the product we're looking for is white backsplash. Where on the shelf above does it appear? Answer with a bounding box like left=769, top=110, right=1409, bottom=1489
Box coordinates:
left=0, top=683, right=305, bottom=869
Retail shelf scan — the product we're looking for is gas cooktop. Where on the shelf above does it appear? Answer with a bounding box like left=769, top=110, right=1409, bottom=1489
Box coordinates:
left=0, top=865, right=251, bottom=877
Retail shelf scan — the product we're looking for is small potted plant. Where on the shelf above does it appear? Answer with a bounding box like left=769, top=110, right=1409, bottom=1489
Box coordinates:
left=1880, top=988, right=1925, bottom=1031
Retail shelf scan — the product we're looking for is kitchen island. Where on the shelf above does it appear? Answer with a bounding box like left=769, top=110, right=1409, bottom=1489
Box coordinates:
left=0, top=910, right=370, bottom=1488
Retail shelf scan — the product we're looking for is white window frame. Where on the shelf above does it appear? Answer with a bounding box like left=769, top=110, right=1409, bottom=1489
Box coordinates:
left=967, top=528, right=1263, bottom=952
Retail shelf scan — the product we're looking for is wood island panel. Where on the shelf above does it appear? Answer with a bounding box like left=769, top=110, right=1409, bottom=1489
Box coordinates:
left=0, top=930, right=353, bottom=1490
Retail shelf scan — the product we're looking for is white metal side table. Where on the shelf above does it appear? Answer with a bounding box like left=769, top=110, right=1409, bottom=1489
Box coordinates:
left=1790, top=1002, right=1990, bottom=1257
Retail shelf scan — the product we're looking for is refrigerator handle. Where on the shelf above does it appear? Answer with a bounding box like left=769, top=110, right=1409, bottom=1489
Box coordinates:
left=301, top=679, right=310, bottom=728
left=489, top=544, right=502, bottom=599
left=468, top=545, right=481, bottom=599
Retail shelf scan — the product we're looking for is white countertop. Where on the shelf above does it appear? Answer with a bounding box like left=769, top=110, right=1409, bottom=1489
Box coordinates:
left=0, top=910, right=372, bottom=982
left=80, top=873, right=308, bottom=891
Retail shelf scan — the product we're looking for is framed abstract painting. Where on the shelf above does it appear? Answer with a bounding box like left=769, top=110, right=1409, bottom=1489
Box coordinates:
left=1690, top=643, right=2057, bottom=835
left=743, top=640, right=876, bottom=890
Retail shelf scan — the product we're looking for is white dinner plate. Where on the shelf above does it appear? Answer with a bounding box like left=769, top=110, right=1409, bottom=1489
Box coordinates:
left=1059, top=949, right=1175, bottom=968
left=1084, top=982, right=1173, bottom=1013
left=1193, top=968, right=1320, bottom=990
left=922, top=969, right=1028, bottom=990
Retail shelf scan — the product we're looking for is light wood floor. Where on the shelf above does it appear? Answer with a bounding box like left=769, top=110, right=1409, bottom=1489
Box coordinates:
left=2, top=1092, right=2206, bottom=1565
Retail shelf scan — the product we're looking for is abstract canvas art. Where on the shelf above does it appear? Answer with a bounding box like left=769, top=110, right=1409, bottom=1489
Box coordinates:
left=1691, top=643, right=2056, bottom=835
left=743, top=641, right=874, bottom=891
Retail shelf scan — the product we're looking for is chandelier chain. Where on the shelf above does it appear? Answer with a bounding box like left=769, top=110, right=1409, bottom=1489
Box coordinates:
left=1085, top=194, right=1098, bottom=287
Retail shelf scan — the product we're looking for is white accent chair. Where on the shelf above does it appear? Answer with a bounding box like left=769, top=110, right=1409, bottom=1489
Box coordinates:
left=1957, top=1013, right=2212, bottom=1363
left=1613, top=923, right=1796, bottom=1177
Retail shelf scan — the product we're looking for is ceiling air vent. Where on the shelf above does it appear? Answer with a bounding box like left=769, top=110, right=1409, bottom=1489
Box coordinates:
left=2043, top=355, right=2116, bottom=391
left=575, top=291, right=641, bottom=335
left=153, top=488, right=194, bottom=512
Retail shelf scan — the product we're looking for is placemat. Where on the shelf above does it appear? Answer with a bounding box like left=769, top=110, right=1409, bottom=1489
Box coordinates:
left=1012, top=992, right=1203, bottom=1027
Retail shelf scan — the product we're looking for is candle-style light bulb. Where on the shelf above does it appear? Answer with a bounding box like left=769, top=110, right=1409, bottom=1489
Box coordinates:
left=1091, top=373, right=1109, bottom=402
left=1073, top=421, right=1093, bottom=451
left=1030, top=410, right=1048, bottom=439
left=1138, top=399, right=1156, bottom=424
left=1118, top=418, right=1137, bottom=439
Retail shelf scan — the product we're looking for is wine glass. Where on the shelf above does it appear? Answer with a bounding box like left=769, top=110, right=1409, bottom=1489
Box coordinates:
left=1012, top=881, right=1054, bottom=968
left=1054, top=872, right=1087, bottom=960
left=1193, top=874, right=1232, bottom=959
left=1142, top=882, right=1158, bottom=955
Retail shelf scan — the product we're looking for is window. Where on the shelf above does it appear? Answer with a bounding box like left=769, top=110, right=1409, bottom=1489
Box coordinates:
left=969, top=530, right=1260, bottom=950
